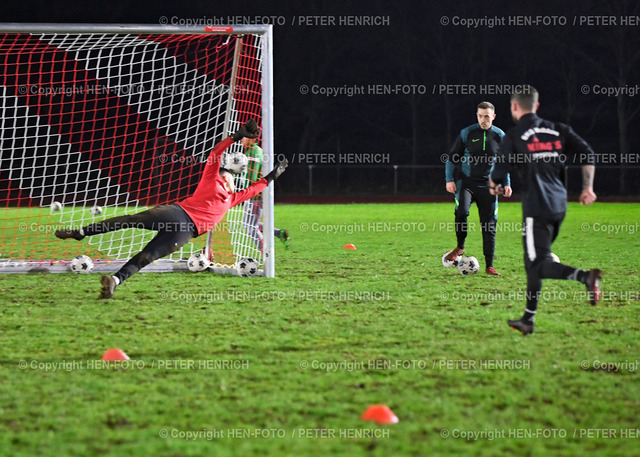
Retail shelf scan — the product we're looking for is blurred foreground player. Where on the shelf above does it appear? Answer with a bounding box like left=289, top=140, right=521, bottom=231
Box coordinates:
left=490, top=86, right=602, bottom=335
left=55, top=119, right=288, bottom=298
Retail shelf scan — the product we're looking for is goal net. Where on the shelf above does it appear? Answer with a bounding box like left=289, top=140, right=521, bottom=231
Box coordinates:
left=0, top=24, right=274, bottom=276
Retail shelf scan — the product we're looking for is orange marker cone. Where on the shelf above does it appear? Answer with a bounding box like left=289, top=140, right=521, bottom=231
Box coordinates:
left=344, top=244, right=357, bottom=250
left=101, top=348, right=130, bottom=361
left=361, top=405, right=399, bottom=424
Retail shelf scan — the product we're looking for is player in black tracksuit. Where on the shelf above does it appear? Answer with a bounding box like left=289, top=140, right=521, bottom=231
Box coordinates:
left=445, top=101, right=511, bottom=275
left=490, top=86, right=602, bottom=335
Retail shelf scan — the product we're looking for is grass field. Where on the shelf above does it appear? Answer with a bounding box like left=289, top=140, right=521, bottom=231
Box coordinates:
left=1, top=202, right=639, bottom=456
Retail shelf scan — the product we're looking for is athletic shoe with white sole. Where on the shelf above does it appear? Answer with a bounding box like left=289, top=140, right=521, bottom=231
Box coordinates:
left=100, top=275, right=117, bottom=299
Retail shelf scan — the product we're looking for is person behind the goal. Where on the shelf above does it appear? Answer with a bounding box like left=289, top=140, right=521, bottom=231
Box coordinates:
left=55, top=119, right=288, bottom=298
left=241, top=133, right=290, bottom=251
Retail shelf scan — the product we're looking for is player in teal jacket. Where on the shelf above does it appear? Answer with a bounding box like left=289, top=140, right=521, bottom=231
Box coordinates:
left=444, top=101, right=511, bottom=275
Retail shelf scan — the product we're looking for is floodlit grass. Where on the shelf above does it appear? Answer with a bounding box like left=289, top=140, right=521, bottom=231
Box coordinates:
left=0, top=202, right=638, bottom=456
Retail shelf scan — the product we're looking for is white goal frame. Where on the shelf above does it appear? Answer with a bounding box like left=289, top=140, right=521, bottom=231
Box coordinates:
left=0, top=23, right=275, bottom=278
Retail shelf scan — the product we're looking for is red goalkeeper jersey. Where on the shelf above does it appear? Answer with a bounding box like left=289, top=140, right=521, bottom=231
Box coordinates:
left=178, top=137, right=268, bottom=236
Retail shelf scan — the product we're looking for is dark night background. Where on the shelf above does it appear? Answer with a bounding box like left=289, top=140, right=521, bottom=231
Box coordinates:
left=1, top=0, right=639, bottom=198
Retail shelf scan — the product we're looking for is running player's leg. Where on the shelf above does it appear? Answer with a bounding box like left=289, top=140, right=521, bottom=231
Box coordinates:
left=521, top=216, right=552, bottom=324
left=508, top=216, right=554, bottom=334
left=537, top=213, right=603, bottom=305
left=534, top=213, right=580, bottom=280
left=510, top=213, right=599, bottom=334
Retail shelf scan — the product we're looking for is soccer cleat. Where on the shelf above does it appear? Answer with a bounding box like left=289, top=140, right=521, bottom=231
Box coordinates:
left=279, top=229, right=290, bottom=249
left=485, top=266, right=500, bottom=276
left=55, top=229, right=84, bottom=241
left=508, top=318, right=534, bottom=336
left=445, top=247, right=464, bottom=261
left=585, top=269, right=603, bottom=306
left=99, top=275, right=117, bottom=299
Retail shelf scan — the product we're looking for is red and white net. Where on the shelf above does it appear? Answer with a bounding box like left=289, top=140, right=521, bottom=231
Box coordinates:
left=0, top=31, right=265, bottom=271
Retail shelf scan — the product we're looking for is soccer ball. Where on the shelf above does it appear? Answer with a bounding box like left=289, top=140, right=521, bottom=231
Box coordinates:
left=50, top=201, right=63, bottom=212
left=221, top=151, right=248, bottom=175
left=550, top=253, right=560, bottom=263
left=90, top=206, right=102, bottom=216
left=442, top=250, right=462, bottom=268
left=187, top=253, right=210, bottom=272
left=70, top=255, right=94, bottom=274
left=237, top=257, right=259, bottom=277
left=458, top=256, right=480, bottom=275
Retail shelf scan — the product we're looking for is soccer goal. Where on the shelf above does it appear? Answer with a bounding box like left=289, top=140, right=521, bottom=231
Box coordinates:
left=0, top=23, right=275, bottom=277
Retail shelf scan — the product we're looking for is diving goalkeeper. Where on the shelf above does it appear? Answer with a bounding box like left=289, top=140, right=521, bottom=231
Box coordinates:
left=55, top=119, right=288, bottom=298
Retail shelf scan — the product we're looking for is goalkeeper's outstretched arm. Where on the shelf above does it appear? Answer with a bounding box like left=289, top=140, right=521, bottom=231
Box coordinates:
left=202, top=119, right=260, bottom=178
left=206, top=118, right=259, bottom=163
left=231, top=158, right=289, bottom=207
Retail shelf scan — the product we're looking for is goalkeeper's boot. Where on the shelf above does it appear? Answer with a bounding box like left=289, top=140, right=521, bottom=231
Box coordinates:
left=445, top=247, right=464, bottom=261
left=55, top=229, right=85, bottom=241
left=508, top=318, right=534, bottom=336
left=279, top=229, right=290, bottom=249
left=585, top=269, right=603, bottom=306
left=100, top=275, right=117, bottom=299
left=485, top=266, right=500, bottom=276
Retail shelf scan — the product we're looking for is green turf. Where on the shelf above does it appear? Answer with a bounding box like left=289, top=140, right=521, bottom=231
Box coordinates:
left=0, top=202, right=638, bottom=456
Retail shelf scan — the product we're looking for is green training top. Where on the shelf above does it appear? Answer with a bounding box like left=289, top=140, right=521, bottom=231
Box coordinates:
left=244, top=143, right=263, bottom=201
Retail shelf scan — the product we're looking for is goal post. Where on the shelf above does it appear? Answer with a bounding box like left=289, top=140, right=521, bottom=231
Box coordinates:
left=0, top=23, right=275, bottom=277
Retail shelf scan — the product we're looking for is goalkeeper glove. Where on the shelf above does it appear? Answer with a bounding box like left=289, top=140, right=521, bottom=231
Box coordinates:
left=264, top=159, right=288, bottom=183
left=231, top=119, right=259, bottom=141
